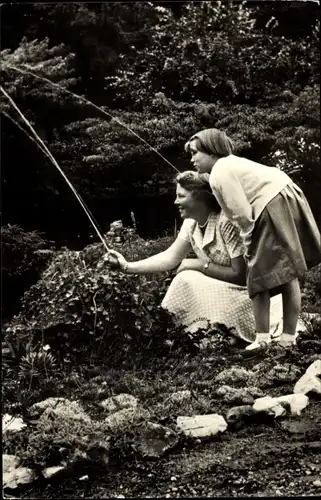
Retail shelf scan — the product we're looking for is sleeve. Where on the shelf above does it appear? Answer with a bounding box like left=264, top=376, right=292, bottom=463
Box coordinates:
left=209, top=161, right=255, bottom=251
left=177, top=218, right=195, bottom=243
left=219, top=216, right=245, bottom=259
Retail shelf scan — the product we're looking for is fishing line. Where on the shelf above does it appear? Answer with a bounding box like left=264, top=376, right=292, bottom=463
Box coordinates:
left=6, top=65, right=180, bottom=173
left=1, top=85, right=110, bottom=252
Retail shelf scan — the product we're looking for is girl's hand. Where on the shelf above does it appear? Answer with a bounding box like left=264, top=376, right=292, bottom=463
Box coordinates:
left=176, top=258, right=203, bottom=274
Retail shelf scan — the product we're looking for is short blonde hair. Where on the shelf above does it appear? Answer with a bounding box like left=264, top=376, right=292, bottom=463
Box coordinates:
left=175, top=170, right=220, bottom=212
left=184, top=128, right=235, bottom=157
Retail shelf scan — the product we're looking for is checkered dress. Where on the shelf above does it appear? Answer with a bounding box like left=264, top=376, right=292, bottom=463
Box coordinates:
left=161, top=212, right=299, bottom=341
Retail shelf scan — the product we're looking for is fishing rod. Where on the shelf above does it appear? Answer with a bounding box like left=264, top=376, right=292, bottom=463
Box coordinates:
left=6, top=64, right=180, bottom=173
left=1, top=85, right=110, bottom=252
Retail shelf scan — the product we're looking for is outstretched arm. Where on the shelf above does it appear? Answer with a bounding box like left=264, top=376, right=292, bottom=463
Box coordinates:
left=105, top=237, right=192, bottom=274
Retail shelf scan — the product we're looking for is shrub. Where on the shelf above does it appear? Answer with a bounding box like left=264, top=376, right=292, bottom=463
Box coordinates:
left=3, top=225, right=186, bottom=369
left=1, top=224, right=55, bottom=322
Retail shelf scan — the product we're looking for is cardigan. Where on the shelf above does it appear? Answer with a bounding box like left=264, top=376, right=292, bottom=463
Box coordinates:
left=209, top=154, right=291, bottom=252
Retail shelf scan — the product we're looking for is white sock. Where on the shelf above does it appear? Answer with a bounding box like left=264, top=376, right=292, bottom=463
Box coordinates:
left=245, top=332, right=271, bottom=350
left=278, top=333, right=296, bottom=346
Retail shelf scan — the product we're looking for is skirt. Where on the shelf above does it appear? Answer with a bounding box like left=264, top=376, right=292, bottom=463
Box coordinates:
left=161, top=270, right=308, bottom=342
left=247, top=183, right=321, bottom=297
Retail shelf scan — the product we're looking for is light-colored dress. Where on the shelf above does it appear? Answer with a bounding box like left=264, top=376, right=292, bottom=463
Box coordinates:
left=161, top=212, right=305, bottom=342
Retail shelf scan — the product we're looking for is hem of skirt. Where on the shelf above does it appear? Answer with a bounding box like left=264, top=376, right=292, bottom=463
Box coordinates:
left=247, top=266, right=307, bottom=297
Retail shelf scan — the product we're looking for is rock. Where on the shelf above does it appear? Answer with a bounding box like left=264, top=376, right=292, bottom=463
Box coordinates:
left=2, top=415, right=27, bottom=432
left=136, top=422, right=179, bottom=458
left=253, top=393, right=309, bottom=417
left=294, top=360, right=321, bottom=396
left=313, top=479, right=321, bottom=488
left=176, top=414, right=227, bottom=438
left=226, top=405, right=256, bottom=424
left=104, top=407, right=150, bottom=433
left=276, top=394, right=309, bottom=416
left=3, top=455, right=36, bottom=490
left=42, top=465, right=66, bottom=479
left=3, top=455, right=21, bottom=473
left=79, top=435, right=110, bottom=467
left=305, top=359, right=321, bottom=377
left=100, top=394, right=138, bottom=412
left=169, top=390, right=192, bottom=404
left=253, top=396, right=286, bottom=417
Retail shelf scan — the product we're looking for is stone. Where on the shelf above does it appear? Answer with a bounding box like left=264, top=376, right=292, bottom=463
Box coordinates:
left=2, top=415, right=27, bottom=432
left=253, top=396, right=286, bottom=417
left=3, top=455, right=21, bottom=473
left=276, top=394, right=309, bottom=416
left=176, top=414, right=227, bottom=438
left=253, top=393, right=309, bottom=417
left=305, top=359, right=321, bottom=377
left=226, top=405, right=256, bottom=424
left=100, top=393, right=138, bottom=412
left=104, top=407, right=150, bottom=433
left=136, top=422, right=179, bottom=459
left=169, top=390, right=192, bottom=404
left=294, top=374, right=321, bottom=396
left=42, top=465, right=66, bottom=479
left=3, top=455, right=36, bottom=490
left=313, top=480, right=321, bottom=488
left=293, top=360, right=321, bottom=396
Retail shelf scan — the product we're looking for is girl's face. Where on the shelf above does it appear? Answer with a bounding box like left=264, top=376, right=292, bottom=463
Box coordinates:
left=189, top=139, right=215, bottom=174
left=174, top=184, right=202, bottom=219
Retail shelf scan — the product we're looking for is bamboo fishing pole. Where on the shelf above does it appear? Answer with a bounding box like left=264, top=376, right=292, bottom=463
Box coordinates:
left=1, top=85, right=110, bottom=252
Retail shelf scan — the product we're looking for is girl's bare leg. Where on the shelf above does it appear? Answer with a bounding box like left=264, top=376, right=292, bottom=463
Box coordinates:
left=245, top=291, right=271, bottom=350
left=279, top=278, right=301, bottom=346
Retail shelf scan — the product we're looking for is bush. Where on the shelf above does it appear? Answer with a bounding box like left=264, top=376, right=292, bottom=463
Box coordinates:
left=1, top=224, right=55, bottom=322
left=3, top=225, right=186, bottom=370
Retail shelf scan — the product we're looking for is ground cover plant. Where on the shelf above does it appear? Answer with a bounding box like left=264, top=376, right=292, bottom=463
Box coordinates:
left=2, top=225, right=321, bottom=498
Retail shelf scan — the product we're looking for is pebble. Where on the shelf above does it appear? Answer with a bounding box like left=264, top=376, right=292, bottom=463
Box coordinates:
left=171, top=476, right=177, bottom=481
left=313, top=480, right=321, bottom=488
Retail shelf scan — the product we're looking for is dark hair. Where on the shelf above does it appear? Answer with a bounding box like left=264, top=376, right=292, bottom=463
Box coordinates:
left=174, top=171, right=220, bottom=212
left=184, top=128, right=235, bottom=157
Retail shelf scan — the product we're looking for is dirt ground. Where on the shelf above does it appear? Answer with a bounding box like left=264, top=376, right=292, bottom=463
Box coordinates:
left=9, top=338, right=320, bottom=499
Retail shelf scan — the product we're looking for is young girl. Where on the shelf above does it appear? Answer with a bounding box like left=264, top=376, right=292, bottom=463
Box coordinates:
left=184, top=128, right=321, bottom=350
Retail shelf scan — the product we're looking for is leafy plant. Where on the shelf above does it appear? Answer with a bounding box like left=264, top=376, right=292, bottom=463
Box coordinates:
left=3, top=226, right=186, bottom=369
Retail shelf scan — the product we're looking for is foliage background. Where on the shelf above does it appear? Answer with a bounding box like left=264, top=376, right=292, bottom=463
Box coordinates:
left=1, top=1, right=320, bottom=320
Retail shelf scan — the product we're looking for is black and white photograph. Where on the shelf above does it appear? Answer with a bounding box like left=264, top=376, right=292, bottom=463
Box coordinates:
left=2, top=1, right=321, bottom=498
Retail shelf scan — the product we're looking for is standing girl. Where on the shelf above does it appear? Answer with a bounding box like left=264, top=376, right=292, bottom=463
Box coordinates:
left=184, top=128, right=321, bottom=350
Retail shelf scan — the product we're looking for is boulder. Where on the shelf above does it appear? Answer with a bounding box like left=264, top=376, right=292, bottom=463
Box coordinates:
left=136, top=422, right=179, bottom=458
left=176, top=414, right=227, bottom=438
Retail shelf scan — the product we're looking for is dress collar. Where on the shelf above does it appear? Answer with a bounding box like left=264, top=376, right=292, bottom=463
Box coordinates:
left=193, top=212, right=219, bottom=250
